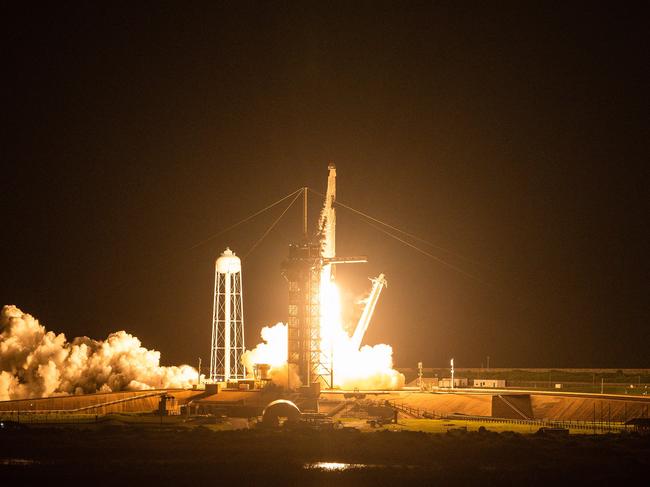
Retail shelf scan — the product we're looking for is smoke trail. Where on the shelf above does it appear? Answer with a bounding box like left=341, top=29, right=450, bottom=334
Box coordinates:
left=0, top=305, right=196, bottom=401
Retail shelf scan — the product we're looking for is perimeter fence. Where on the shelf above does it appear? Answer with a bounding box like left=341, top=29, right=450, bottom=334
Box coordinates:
left=373, top=399, right=627, bottom=433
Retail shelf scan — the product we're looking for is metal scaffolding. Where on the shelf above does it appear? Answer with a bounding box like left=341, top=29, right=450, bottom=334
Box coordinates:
left=283, top=242, right=324, bottom=387
left=210, top=248, right=246, bottom=382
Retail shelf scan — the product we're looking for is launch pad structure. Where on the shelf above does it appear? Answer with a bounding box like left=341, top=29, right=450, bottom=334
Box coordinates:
left=282, top=164, right=367, bottom=389
left=283, top=240, right=325, bottom=388
left=206, top=164, right=382, bottom=390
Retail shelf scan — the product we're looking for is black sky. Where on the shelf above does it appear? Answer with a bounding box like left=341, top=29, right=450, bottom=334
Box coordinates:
left=2, top=2, right=648, bottom=368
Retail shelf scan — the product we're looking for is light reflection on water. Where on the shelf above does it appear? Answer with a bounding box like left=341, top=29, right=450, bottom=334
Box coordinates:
left=0, top=458, right=40, bottom=465
left=304, top=462, right=370, bottom=471
left=304, top=462, right=421, bottom=471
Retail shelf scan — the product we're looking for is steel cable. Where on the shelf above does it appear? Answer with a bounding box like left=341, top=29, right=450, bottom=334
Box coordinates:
left=243, top=190, right=303, bottom=260
left=308, top=188, right=482, bottom=282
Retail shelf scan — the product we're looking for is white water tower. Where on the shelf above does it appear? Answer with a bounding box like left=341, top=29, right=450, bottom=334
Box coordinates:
left=209, top=247, right=246, bottom=382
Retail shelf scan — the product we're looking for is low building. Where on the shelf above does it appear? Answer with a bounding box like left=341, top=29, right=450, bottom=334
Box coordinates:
left=405, top=377, right=439, bottom=389
left=473, top=379, right=506, bottom=388
left=440, top=378, right=468, bottom=388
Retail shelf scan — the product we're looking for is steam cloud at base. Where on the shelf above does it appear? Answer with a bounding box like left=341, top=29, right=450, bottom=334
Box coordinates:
left=241, top=323, right=302, bottom=388
left=243, top=321, right=404, bottom=391
left=330, top=336, right=405, bottom=390
left=319, top=272, right=405, bottom=390
left=0, top=305, right=196, bottom=401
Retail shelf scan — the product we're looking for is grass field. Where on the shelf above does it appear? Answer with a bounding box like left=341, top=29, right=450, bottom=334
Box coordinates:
left=2, top=411, right=627, bottom=436
left=339, top=417, right=623, bottom=435
left=0, top=412, right=253, bottom=431
left=397, top=418, right=625, bottom=435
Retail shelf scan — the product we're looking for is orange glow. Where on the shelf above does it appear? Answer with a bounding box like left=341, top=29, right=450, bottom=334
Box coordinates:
left=319, top=264, right=404, bottom=390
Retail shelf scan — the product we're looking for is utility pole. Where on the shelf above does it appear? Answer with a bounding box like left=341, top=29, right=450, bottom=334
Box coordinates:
left=450, top=358, right=455, bottom=390
left=601, top=377, right=604, bottom=394
left=197, top=357, right=202, bottom=386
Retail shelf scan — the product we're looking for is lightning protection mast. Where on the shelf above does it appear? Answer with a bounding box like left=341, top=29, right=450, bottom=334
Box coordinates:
left=210, top=247, right=246, bottom=382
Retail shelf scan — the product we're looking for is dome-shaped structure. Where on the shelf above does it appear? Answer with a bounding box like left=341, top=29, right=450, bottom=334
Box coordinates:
left=261, top=399, right=301, bottom=427
left=216, top=247, right=241, bottom=274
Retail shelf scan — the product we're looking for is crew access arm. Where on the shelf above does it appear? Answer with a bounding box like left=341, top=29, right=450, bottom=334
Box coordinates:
left=351, top=273, right=387, bottom=349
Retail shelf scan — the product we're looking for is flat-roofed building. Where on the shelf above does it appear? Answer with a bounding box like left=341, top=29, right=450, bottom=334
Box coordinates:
left=440, top=377, right=468, bottom=388
left=473, top=379, right=506, bottom=388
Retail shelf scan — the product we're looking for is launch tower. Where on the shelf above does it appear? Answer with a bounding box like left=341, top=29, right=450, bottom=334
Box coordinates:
left=282, top=164, right=366, bottom=388
left=282, top=240, right=322, bottom=387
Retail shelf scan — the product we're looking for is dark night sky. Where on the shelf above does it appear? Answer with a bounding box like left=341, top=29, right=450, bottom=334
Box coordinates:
left=2, top=3, right=648, bottom=368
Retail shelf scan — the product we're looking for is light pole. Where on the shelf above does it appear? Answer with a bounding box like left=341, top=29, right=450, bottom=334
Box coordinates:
left=450, top=358, right=455, bottom=390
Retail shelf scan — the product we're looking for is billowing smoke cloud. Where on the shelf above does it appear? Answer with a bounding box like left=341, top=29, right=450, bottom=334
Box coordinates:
left=320, top=272, right=405, bottom=391
left=241, top=323, right=301, bottom=388
left=242, top=320, right=404, bottom=391
left=329, top=332, right=405, bottom=390
left=0, top=305, right=196, bottom=401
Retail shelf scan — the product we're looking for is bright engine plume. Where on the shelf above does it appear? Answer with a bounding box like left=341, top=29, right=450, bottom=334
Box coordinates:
left=0, top=305, right=196, bottom=400
left=319, top=270, right=404, bottom=390
left=242, top=273, right=404, bottom=390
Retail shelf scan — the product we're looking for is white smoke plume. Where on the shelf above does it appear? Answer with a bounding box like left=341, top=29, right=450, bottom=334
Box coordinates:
left=242, top=320, right=404, bottom=391
left=0, top=305, right=196, bottom=401
left=241, top=323, right=302, bottom=388
left=317, top=265, right=405, bottom=390
left=330, top=333, right=405, bottom=390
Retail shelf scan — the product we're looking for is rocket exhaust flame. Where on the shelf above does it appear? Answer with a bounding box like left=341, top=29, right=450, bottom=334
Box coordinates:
left=242, top=275, right=404, bottom=390
left=316, top=164, right=404, bottom=389
left=318, top=267, right=404, bottom=390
